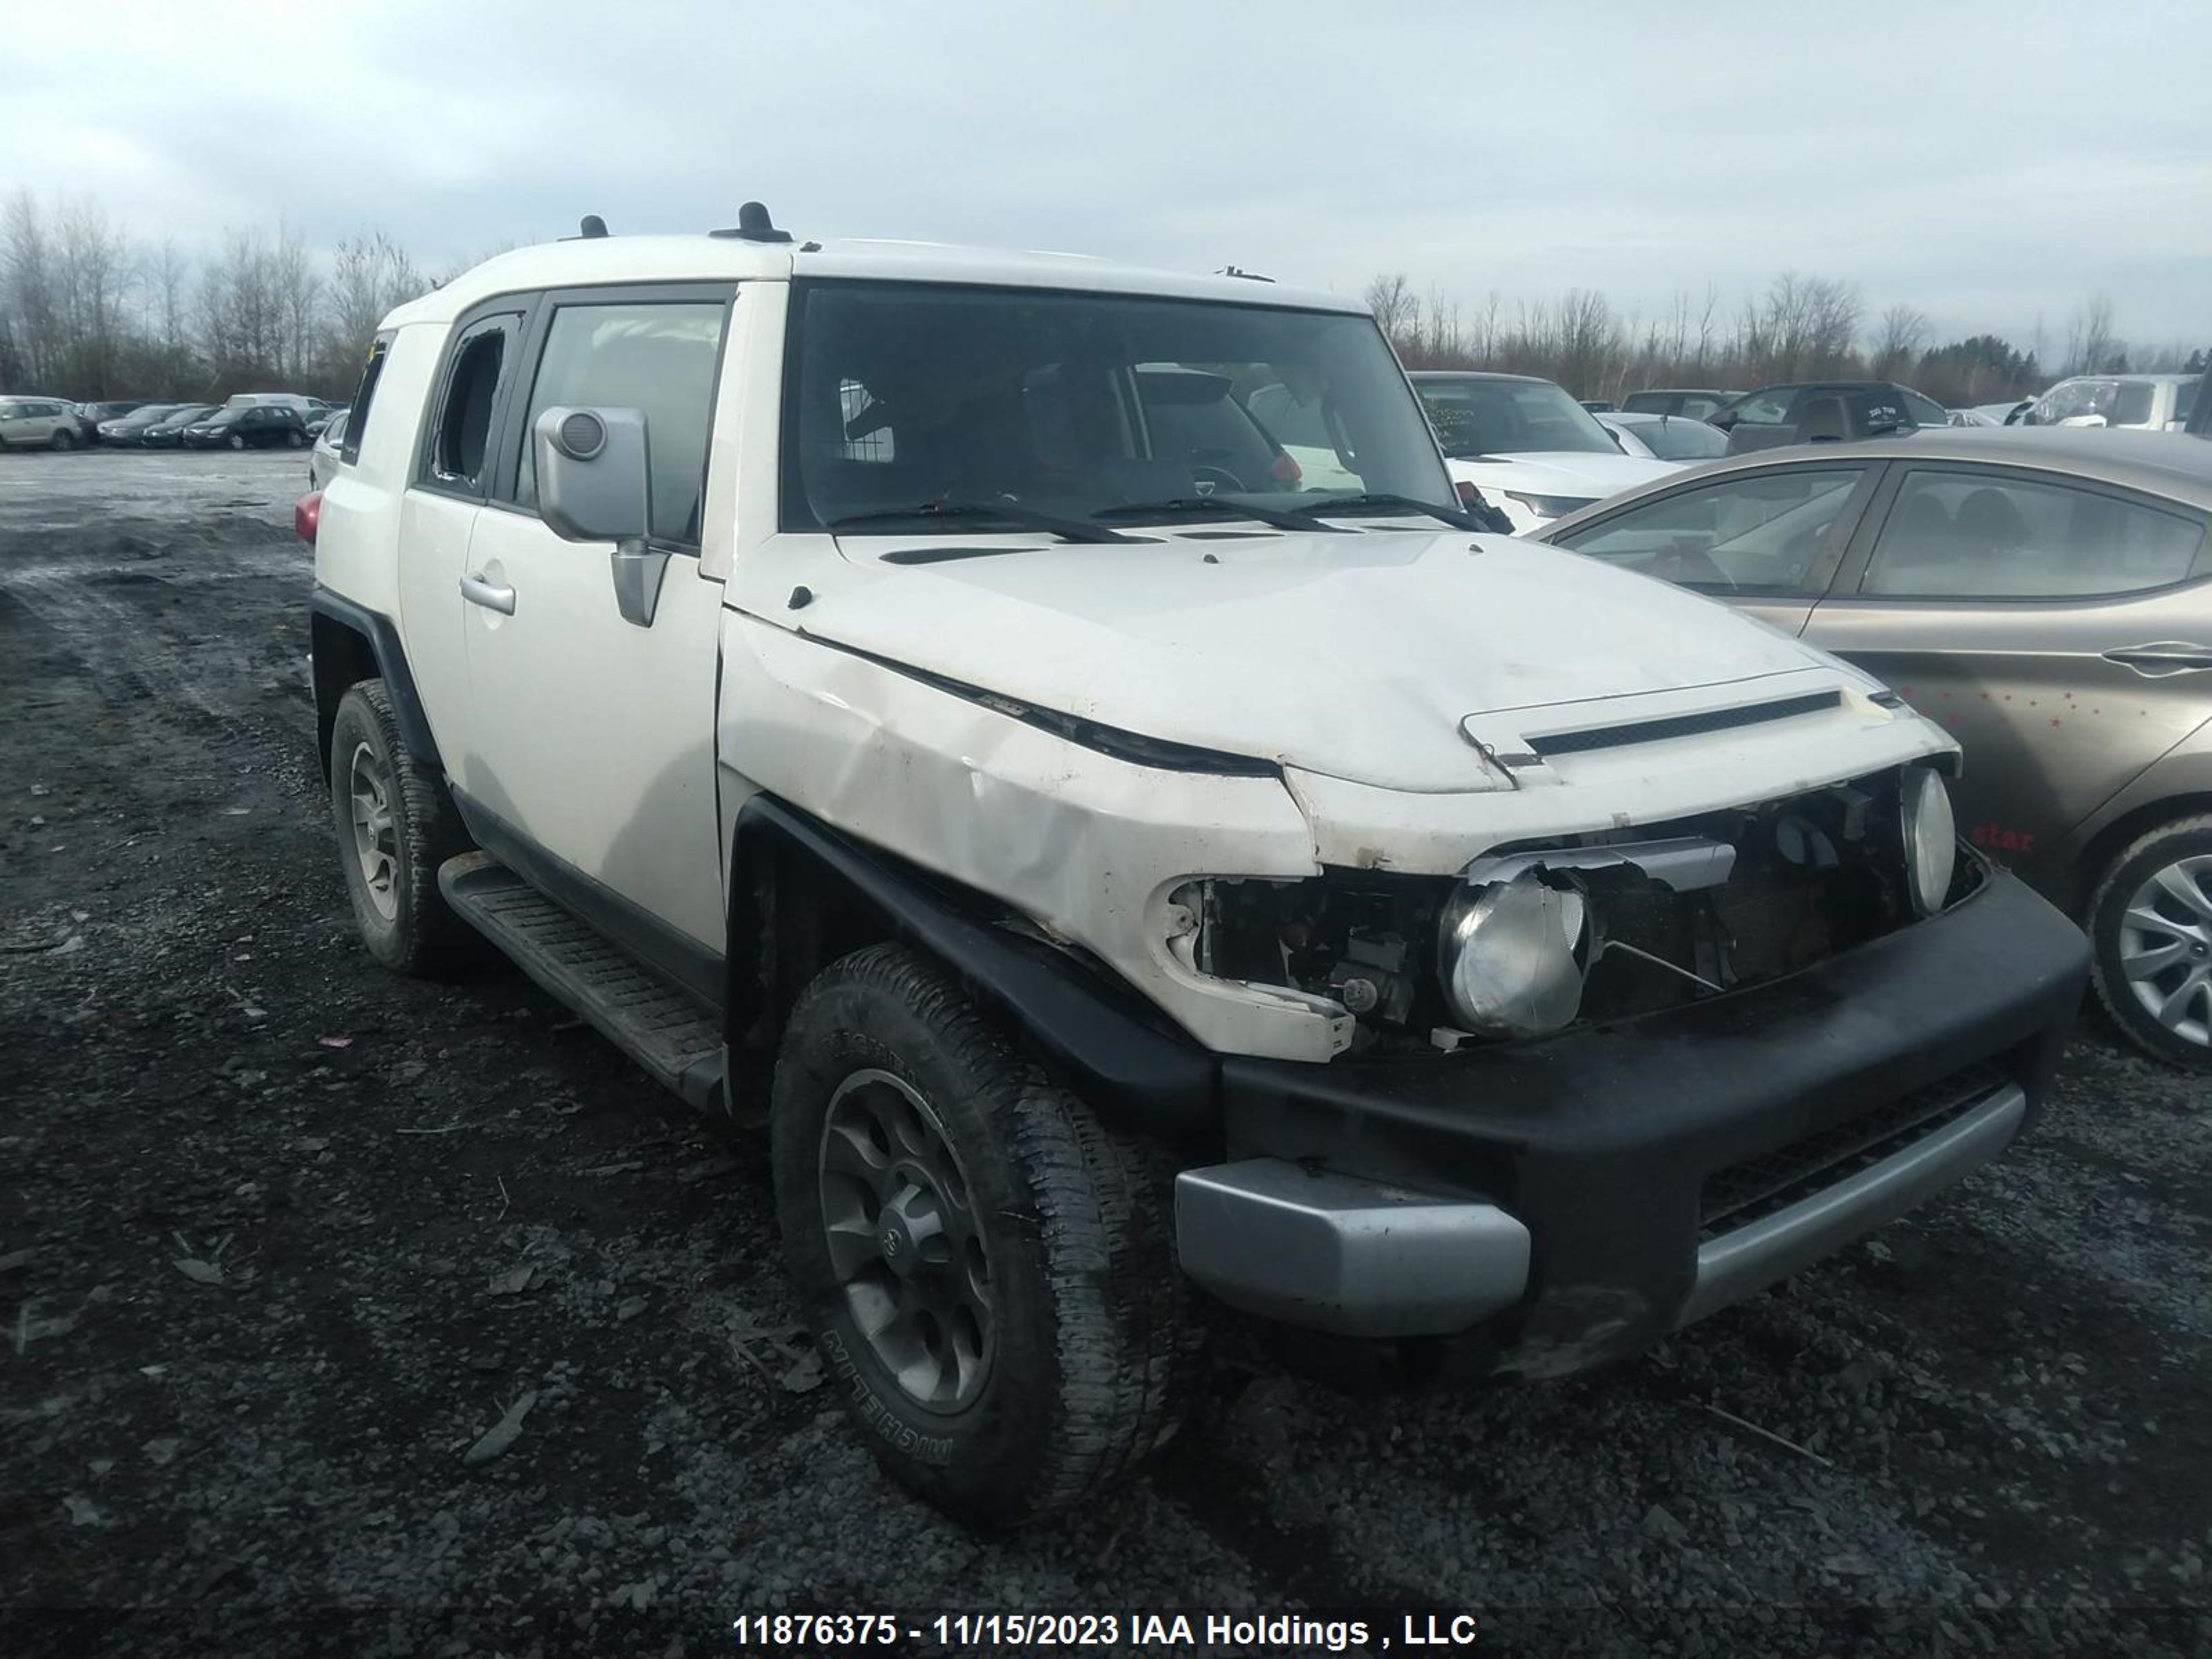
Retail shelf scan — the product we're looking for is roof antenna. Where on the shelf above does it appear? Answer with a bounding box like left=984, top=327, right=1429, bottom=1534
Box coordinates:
left=711, top=200, right=793, bottom=243
left=579, top=214, right=608, bottom=238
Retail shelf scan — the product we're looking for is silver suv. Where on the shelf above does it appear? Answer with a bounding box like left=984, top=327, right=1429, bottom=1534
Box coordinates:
left=0, top=395, right=85, bottom=451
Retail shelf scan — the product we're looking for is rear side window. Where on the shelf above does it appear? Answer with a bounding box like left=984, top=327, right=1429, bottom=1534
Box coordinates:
left=512, top=299, right=728, bottom=545
left=339, top=337, right=389, bottom=467
left=1862, top=469, right=2210, bottom=599
left=1729, top=389, right=1793, bottom=426
left=425, top=319, right=512, bottom=491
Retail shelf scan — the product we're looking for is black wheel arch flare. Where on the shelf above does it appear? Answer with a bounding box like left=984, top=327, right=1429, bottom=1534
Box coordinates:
left=726, top=794, right=1219, bottom=1145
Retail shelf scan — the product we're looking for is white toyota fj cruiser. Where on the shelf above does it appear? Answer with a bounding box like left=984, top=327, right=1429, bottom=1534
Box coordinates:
left=303, top=205, right=2088, bottom=1524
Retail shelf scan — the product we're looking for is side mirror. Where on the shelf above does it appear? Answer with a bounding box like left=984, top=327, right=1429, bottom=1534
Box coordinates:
left=534, top=405, right=650, bottom=543
left=533, top=405, right=668, bottom=628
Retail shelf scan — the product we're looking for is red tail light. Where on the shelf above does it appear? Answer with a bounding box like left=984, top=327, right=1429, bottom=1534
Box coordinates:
left=294, top=490, right=322, bottom=545
left=1270, top=451, right=1303, bottom=485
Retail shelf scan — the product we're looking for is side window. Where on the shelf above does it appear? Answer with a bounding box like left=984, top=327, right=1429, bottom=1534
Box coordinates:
left=1730, top=389, right=1793, bottom=426
left=1862, top=470, right=2210, bottom=599
left=424, top=317, right=513, bottom=491
left=512, top=299, right=727, bottom=546
left=1902, top=391, right=1949, bottom=427
left=838, top=379, right=894, bottom=463
left=1554, top=467, right=1867, bottom=595
left=340, top=336, right=390, bottom=467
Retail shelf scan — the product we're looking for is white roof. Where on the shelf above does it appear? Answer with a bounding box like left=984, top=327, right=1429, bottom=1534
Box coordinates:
left=385, top=234, right=1360, bottom=328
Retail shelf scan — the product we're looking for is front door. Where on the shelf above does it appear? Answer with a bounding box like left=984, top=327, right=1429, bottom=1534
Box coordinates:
left=458, top=284, right=737, bottom=989
left=1805, top=461, right=2212, bottom=875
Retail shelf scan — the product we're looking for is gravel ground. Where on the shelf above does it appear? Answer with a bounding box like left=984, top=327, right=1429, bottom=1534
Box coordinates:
left=2, top=451, right=2208, bottom=1657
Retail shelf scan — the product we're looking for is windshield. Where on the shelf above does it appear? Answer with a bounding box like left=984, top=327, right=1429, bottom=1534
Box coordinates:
left=1413, top=375, right=1619, bottom=456
left=1627, top=416, right=1728, bottom=460
left=781, top=281, right=1455, bottom=533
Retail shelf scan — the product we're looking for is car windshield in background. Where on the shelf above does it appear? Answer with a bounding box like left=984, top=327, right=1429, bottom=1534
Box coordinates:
left=1414, top=376, right=1618, bottom=456
left=782, top=281, right=1456, bottom=534
left=1630, top=417, right=1728, bottom=460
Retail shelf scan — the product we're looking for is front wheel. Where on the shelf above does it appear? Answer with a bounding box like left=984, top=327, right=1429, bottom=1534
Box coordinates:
left=771, top=944, right=1199, bottom=1526
left=2088, top=814, right=2212, bottom=1067
left=50, top=428, right=77, bottom=451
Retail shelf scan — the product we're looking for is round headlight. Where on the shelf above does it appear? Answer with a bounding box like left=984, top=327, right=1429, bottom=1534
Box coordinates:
left=1438, top=871, right=1589, bottom=1038
left=1901, top=765, right=1956, bottom=915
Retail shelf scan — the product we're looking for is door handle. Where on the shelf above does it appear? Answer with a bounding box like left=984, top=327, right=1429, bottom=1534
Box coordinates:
left=460, top=572, right=516, bottom=615
left=2101, top=643, right=2212, bottom=676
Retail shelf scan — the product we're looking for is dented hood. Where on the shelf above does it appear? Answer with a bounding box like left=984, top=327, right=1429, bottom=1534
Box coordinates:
left=805, top=529, right=1839, bottom=793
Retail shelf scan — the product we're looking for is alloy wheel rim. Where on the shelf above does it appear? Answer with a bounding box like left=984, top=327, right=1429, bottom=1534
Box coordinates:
left=816, top=1068, right=993, bottom=1413
left=2119, top=855, right=2212, bottom=1044
left=346, top=741, right=400, bottom=922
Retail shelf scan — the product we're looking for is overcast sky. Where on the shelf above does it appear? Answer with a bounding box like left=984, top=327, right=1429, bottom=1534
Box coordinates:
left=6, top=0, right=2206, bottom=353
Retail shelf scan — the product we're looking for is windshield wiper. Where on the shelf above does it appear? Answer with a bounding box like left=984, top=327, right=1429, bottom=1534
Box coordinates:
left=826, top=499, right=1137, bottom=545
left=1299, top=493, right=1495, bottom=532
left=1092, top=497, right=1353, bottom=534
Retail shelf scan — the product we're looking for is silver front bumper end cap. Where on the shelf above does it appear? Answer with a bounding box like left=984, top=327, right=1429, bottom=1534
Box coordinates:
left=1676, top=1082, right=2028, bottom=1329
left=1174, top=1159, right=1530, bottom=1339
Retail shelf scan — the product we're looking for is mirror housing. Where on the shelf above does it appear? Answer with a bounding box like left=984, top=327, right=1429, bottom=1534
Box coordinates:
left=534, top=405, right=650, bottom=543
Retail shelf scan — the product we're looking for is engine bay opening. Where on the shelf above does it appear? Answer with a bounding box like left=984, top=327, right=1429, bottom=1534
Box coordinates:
left=1178, top=766, right=1982, bottom=1054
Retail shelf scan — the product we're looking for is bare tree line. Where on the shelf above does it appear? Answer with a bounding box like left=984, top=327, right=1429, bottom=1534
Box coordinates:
left=1367, top=271, right=2204, bottom=409
left=0, top=189, right=436, bottom=402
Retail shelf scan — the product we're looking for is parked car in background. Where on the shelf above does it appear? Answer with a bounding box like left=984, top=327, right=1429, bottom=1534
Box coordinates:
left=1579, top=398, right=1615, bottom=413
left=0, top=395, right=85, bottom=450
left=1972, top=399, right=2036, bottom=426
left=1621, top=387, right=1741, bottom=420
left=225, top=393, right=321, bottom=420
left=139, top=404, right=220, bottom=448
left=2026, top=373, right=2199, bottom=432
left=73, top=399, right=153, bottom=442
left=1595, top=410, right=1730, bottom=462
left=306, top=404, right=349, bottom=438
left=308, top=410, right=348, bottom=489
left=1537, top=428, right=2212, bottom=1065
left=1409, top=370, right=1683, bottom=532
left=2191, top=369, right=2212, bottom=438
left=182, top=404, right=310, bottom=450
left=1948, top=409, right=2003, bottom=428
left=97, top=403, right=185, bottom=446
left=1709, top=381, right=1950, bottom=453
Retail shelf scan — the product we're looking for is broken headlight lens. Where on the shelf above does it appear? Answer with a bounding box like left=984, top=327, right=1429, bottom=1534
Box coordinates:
left=1438, top=870, right=1589, bottom=1038
left=1900, top=765, right=1956, bottom=916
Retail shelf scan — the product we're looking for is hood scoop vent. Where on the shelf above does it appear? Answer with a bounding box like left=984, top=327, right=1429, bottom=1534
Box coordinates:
left=1526, top=691, right=1841, bottom=759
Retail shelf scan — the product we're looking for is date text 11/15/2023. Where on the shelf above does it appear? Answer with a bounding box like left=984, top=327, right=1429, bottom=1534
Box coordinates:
left=728, top=1611, right=1483, bottom=1651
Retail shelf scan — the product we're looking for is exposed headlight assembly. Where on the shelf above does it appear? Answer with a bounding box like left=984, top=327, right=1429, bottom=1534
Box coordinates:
left=1900, top=765, right=1956, bottom=915
left=1438, top=870, right=1589, bottom=1038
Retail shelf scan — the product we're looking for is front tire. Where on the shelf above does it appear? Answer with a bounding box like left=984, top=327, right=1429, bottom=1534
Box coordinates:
left=2088, top=814, right=2212, bottom=1067
left=328, top=679, right=474, bottom=975
left=50, top=428, right=77, bottom=451
left=771, top=944, right=1199, bottom=1526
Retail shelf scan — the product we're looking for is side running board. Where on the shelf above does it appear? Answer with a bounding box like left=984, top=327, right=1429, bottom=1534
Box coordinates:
left=438, top=852, right=725, bottom=1114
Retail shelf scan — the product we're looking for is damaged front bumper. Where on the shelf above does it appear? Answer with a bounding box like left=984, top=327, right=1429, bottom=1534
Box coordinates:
left=1174, top=868, right=2088, bottom=1377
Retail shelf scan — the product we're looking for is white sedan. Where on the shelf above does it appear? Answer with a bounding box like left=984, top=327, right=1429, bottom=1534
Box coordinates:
left=1409, top=371, right=1685, bottom=532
